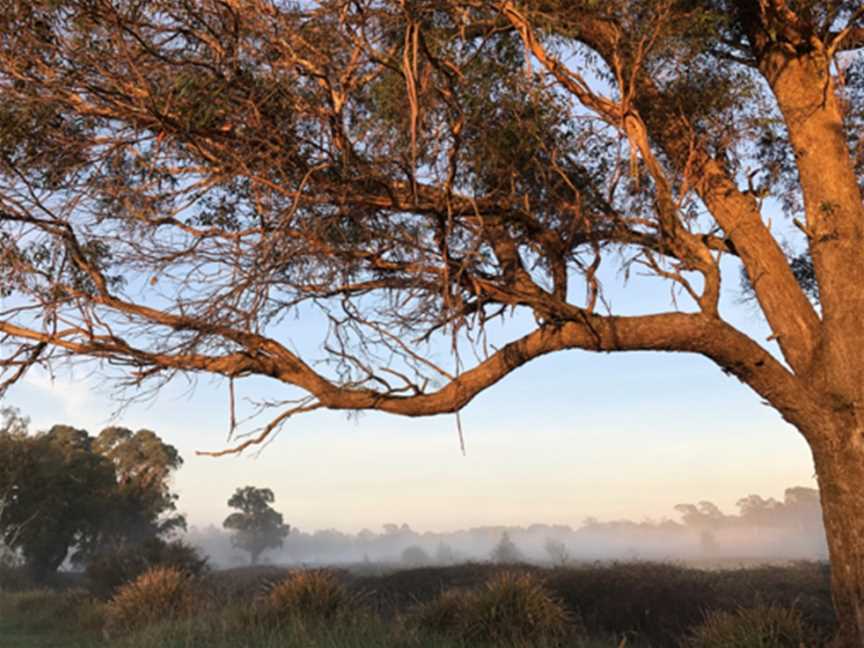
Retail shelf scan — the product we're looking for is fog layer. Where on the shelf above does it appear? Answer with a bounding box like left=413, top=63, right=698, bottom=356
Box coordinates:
left=186, top=485, right=827, bottom=567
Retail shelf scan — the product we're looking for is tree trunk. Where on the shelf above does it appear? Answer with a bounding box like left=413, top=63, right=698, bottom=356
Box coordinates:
left=811, top=436, right=864, bottom=647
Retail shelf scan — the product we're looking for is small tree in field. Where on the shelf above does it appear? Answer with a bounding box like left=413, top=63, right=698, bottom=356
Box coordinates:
left=490, top=532, right=524, bottom=564
left=223, top=487, right=290, bottom=565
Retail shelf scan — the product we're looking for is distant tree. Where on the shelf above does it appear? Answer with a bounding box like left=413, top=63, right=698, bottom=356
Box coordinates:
left=435, top=541, right=457, bottom=565
left=674, top=501, right=728, bottom=532
left=544, top=538, right=570, bottom=566
left=222, top=486, right=290, bottom=565
left=401, top=544, right=430, bottom=567
left=490, top=532, right=524, bottom=564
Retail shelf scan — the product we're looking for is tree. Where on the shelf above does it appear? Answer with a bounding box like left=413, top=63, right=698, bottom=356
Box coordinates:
left=0, top=1, right=862, bottom=641
left=0, top=415, right=184, bottom=579
left=544, top=538, right=570, bottom=566
left=88, top=427, right=186, bottom=550
left=223, top=486, right=290, bottom=565
left=0, top=422, right=116, bottom=580
left=435, top=541, right=458, bottom=565
left=490, top=532, right=524, bottom=564
left=401, top=544, right=431, bottom=566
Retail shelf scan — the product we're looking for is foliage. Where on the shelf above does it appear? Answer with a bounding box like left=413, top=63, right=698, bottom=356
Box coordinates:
left=683, top=604, right=813, bottom=648
left=1, top=0, right=864, bottom=638
left=410, top=571, right=575, bottom=645
left=0, top=421, right=116, bottom=580
left=466, top=572, right=574, bottom=645
left=86, top=537, right=208, bottom=598
left=88, top=427, right=186, bottom=550
left=544, top=538, right=570, bottom=566
left=260, top=569, right=357, bottom=623
left=0, top=413, right=185, bottom=580
left=402, top=545, right=431, bottom=566
left=0, top=561, right=842, bottom=646
left=104, top=566, right=196, bottom=634
left=490, top=532, right=524, bottom=564
left=223, top=486, right=290, bottom=565
left=410, top=587, right=474, bottom=637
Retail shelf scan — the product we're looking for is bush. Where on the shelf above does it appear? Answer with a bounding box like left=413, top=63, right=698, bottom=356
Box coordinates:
left=86, top=537, right=208, bottom=597
left=104, top=566, right=195, bottom=633
left=467, top=571, right=574, bottom=645
left=260, top=569, right=358, bottom=623
left=410, top=587, right=474, bottom=637
left=409, top=571, right=575, bottom=646
left=684, top=604, right=813, bottom=648
left=546, top=562, right=718, bottom=644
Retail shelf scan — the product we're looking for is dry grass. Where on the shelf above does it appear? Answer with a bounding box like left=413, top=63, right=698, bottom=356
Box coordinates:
left=259, top=569, right=360, bottom=624
left=683, top=604, right=813, bottom=647
left=410, top=587, right=474, bottom=636
left=104, top=566, right=195, bottom=634
left=409, top=571, right=576, bottom=646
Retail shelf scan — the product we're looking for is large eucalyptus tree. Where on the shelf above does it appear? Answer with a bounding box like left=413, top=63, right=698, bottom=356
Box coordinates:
left=0, top=1, right=862, bottom=641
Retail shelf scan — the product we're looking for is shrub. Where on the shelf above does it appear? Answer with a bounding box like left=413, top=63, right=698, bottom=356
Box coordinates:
left=684, top=604, right=813, bottom=648
left=86, top=537, right=208, bottom=597
left=409, top=571, right=575, bottom=646
left=259, top=569, right=357, bottom=623
left=104, top=565, right=195, bottom=633
left=410, top=587, right=474, bottom=637
left=466, top=571, right=574, bottom=645
left=546, top=561, right=718, bottom=643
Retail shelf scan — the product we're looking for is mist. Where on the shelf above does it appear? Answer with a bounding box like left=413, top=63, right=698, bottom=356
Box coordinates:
left=184, top=485, right=828, bottom=568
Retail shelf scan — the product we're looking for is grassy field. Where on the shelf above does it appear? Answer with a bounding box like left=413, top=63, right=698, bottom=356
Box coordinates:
left=0, top=561, right=836, bottom=647
left=0, top=617, right=96, bottom=647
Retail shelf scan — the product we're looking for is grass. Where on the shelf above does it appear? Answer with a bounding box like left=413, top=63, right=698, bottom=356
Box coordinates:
left=0, top=617, right=94, bottom=647
left=0, top=561, right=836, bottom=647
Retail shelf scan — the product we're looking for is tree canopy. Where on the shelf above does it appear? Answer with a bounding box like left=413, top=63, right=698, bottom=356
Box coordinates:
left=223, top=485, right=290, bottom=565
left=0, top=0, right=863, bottom=642
left=0, top=411, right=184, bottom=578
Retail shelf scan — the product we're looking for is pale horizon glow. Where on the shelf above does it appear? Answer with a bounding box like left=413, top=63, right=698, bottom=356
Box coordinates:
left=4, top=343, right=817, bottom=535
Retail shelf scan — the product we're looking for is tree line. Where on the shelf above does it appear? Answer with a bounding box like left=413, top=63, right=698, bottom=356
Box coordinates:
left=0, top=407, right=289, bottom=581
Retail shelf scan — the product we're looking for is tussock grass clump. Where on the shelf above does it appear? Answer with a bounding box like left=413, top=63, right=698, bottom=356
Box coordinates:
left=104, top=565, right=195, bottom=633
left=410, top=571, right=575, bottom=645
left=684, top=604, right=812, bottom=647
left=467, top=571, right=574, bottom=644
left=260, top=569, right=358, bottom=623
left=410, top=587, right=474, bottom=636
left=86, top=537, right=208, bottom=598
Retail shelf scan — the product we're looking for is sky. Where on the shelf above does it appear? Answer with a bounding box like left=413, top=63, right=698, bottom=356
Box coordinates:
left=2, top=243, right=819, bottom=535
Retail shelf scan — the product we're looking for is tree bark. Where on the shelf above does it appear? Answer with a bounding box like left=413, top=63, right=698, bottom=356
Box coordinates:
left=811, top=433, right=864, bottom=647
left=763, top=48, right=864, bottom=401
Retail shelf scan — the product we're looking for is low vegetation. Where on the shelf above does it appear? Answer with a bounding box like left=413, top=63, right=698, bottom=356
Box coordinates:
left=103, top=566, right=197, bottom=634
left=0, top=560, right=836, bottom=647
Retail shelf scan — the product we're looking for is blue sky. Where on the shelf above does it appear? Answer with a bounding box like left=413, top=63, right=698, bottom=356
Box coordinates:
left=2, top=240, right=818, bottom=534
